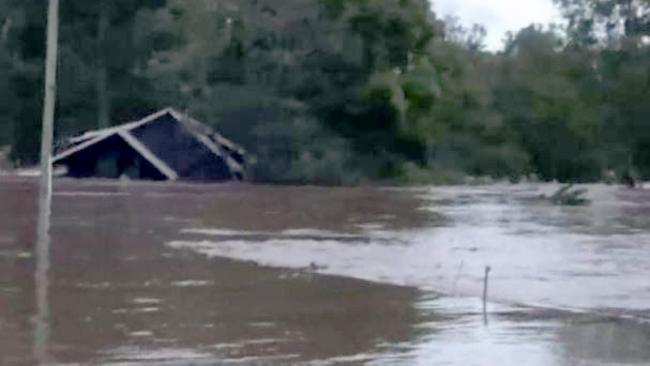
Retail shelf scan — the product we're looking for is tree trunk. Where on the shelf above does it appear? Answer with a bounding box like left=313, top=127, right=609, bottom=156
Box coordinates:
left=96, top=0, right=110, bottom=128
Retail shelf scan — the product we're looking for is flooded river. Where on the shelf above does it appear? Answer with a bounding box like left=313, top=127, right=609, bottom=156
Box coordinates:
left=1, top=176, right=650, bottom=365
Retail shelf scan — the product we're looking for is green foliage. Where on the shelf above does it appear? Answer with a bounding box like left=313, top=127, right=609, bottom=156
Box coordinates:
left=551, top=0, right=650, bottom=179
left=0, top=0, right=649, bottom=184
left=492, top=27, right=603, bottom=181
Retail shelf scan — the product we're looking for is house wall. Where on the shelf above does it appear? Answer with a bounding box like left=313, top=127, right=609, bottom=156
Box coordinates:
left=56, top=134, right=167, bottom=180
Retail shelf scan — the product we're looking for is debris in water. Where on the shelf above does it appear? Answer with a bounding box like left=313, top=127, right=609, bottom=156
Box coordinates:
left=541, top=184, right=590, bottom=206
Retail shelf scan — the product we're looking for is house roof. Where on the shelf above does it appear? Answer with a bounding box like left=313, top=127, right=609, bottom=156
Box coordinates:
left=52, top=107, right=245, bottom=181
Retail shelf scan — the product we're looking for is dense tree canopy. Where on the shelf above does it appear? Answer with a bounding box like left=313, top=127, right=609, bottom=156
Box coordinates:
left=0, top=0, right=648, bottom=184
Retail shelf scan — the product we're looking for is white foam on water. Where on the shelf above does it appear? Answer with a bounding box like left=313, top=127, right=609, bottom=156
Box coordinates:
left=131, top=298, right=162, bottom=305
left=168, top=184, right=650, bottom=314
left=181, top=228, right=263, bottom=236
left=218, top=354, right=301, bottom=364
left=100, top=346, right=213, bottom=365
left=129, top=331, right=153, bottom=337
left=132, top=307, right=160, bottom=314
left=54, top=191, right=130, bottom=197
left=0, top=250, right=32, bottom=259
left=182, top=228, right=364, bottom=239
left=170, top=280, right=213, bottom=287
left=306, top=353, right=379, bottom=365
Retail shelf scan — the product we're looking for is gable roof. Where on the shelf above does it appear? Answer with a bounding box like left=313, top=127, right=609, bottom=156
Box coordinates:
left=53, top=107, right=245, bottom=181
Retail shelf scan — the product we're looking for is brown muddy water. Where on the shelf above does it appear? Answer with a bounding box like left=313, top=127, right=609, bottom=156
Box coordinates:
left=1, top=176, right=650, bottom=365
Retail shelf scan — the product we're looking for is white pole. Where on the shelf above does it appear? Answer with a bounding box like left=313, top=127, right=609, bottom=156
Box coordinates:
left=39, top=0, right=59, bottom=201
left=34, top=0, right=59, bottom=363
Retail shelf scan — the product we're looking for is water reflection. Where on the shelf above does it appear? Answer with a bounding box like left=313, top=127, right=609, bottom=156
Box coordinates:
left=365, top=296, right=650, bottom=366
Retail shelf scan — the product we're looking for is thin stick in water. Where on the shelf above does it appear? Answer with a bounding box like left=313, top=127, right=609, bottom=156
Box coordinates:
left=482, top=265, right=491, bottom=322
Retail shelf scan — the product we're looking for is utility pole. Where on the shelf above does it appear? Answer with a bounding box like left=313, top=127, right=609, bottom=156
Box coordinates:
left=34, top=0, right=59, bottom=363
left=39, top=0, right=60, bottom=205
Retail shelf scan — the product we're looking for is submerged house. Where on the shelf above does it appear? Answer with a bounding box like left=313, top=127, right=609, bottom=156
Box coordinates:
left=53, top=108, right=246, bottom=182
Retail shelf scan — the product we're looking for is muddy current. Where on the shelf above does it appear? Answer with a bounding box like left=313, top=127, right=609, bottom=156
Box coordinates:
left=1, top=176, right=650, bottom=365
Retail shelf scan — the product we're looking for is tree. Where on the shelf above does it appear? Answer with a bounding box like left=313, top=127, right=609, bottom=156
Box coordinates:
left=58, top=0, right=169, bottom=129
left=554, top=0, right=650, bottom=45
left=491, top=26, right=603, bottom=181
left=555, top=0, right=650, bottom=178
